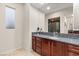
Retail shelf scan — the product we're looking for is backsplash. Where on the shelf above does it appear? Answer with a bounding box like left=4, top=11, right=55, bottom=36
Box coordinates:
left=32, top=32, right=79, bottom=39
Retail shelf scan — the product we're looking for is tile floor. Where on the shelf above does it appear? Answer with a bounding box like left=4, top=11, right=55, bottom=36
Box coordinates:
left=0, top=49, right=40, bottom=56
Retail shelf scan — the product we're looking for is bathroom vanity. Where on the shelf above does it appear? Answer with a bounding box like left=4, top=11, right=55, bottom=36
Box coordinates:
left=32, top=32, right=79, bottom=56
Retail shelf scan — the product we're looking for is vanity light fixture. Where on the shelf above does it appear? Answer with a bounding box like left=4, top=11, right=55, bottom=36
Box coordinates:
left=47, top=6, right=50, bottom=10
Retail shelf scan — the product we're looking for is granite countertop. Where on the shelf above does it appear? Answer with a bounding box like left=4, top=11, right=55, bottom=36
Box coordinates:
left=33, top=34, right=79, bottom=46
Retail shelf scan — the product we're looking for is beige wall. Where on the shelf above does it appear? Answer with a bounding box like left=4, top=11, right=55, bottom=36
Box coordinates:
left=29, top=5, right=45, bottom=32
left=22, top=4, right=30, bottom=50
left=22, top=4, right=45, bottom=51
left=0, top=3, right=24, bottom=51
left=45, top=7, right=73, bottom=33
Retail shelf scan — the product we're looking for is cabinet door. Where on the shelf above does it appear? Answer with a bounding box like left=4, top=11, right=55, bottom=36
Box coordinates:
left=51, top=41, right=63, bottom=56
left=32, top=36, right=36, bottom=51
left=50, top=40, right=56, bottom=56
left=50, top=41, right=68, bottom=56
left=42, top=39, right=50, bottom=56
left=62, top=43, right=68, bottom=56
left=68, top=44, right=79, bottom=56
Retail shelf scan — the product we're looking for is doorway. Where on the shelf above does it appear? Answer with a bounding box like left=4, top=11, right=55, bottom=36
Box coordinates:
left=48, top=17, right=60, bottom=33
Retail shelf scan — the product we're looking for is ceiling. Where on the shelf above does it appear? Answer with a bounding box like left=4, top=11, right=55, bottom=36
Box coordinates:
left=31, top=3, right=73, bottom=14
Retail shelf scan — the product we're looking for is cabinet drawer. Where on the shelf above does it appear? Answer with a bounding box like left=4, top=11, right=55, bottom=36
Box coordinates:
left=69, top=51, right=79, bottom=56
left=32, top=36, right=35, bottom=39
left=36, top=42, right=42, bottom=48
left=69, top=49, right=79, bottom=54
left=36, top=37, right=42, bottom=48
left=36, top=47, right=42, bottom=55
left=36, top=37, right=42, bottom=42
left=68, top=44, right=79, bottom=55
left=68, top=45, right=79, bottom=50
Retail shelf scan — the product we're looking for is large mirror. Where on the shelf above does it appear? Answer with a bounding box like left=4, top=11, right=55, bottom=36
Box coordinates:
left=47, top=3, right=79, bottom=34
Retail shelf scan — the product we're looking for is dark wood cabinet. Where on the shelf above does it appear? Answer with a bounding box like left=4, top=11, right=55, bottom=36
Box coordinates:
left=32, top=36, right=36, bottom=51
left=68, top=44, right=79, bottom=56
left=36, top=37, right=42, bottom=48
left=36, top=46, right=42, bottom=55
left=35, top=37, right=42, bottom=55
left=50, top=41, right=68, bottom=56
left=50, top=41, right=62, bottom=56
left=32, top=36, right=79, bottom=56
left=62, top=43, right=68, bottom=56
left=68, top=51, right=79, bottom=56
left=50, top=40, right=57, bottom=56
left=42, top=39, right=50, bottom=56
